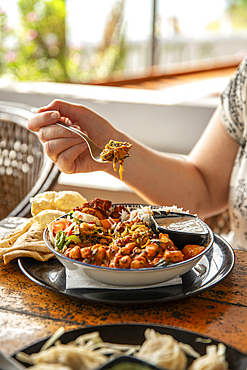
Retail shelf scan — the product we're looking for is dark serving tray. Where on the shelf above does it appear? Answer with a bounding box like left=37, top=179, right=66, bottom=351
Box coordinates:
left=18, top=233, right=235, bottom=305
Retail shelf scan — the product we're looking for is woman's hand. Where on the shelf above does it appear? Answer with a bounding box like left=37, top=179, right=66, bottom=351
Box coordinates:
left=28, top=99, right=120, bottom=174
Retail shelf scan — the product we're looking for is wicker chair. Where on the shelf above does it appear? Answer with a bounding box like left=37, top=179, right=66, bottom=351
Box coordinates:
left=0, top=101, right=60, bottom=220
left=205, top=209, right=231, bottom=235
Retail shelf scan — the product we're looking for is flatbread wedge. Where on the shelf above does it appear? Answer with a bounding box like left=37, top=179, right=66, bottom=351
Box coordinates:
left=3, top=250, right=54, bottom=264
left=0, top=222, right=54, bottom=264
left=0, top=218, right=34, bottom=249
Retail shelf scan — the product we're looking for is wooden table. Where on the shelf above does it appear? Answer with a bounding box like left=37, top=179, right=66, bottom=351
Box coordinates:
left=1, top=245, right=247, bottom=358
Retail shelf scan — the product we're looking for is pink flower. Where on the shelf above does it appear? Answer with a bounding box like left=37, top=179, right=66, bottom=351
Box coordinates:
left=26, top=12, right=38, bottom=22
left=26, top=29, right=38, bottom=41
left=4, top=51, right=17, bottom=63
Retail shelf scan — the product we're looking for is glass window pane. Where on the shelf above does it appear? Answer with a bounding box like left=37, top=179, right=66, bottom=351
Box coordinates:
left=155, top=0, right=247, bottom=69
left=1, top=0, right=247, bottom=83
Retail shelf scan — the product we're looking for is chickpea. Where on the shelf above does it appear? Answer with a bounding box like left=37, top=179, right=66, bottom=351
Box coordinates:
left=69, top=246, right=81, bottom=260
left=94, top=247, right=106, bottom=264
left=119, top=255, right=131, bottom=268
left=120, top=242, right=136, bottom=255
left=159, top=233, right=176, bottom=250
left=145, top=243, right=159, bottom=258
left=130, top=259, right=144, bottom=269
left=109, top=256, right=120, bottom=268
left=80, top=247, right=92, bottom=259
left=130, top=255, right=147, bottom=269
left=164, top=249, right=184, bottom=263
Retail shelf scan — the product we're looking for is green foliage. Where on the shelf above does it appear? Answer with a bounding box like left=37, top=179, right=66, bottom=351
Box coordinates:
left=0, top=0, right=128, bottom=83
left=205, top=0, right=247, bottom=32
left=0, top=7, right=15, bottom=75
left=12, top=0, right=69, bottom=81
left=227, top=0, right=247, bottom=30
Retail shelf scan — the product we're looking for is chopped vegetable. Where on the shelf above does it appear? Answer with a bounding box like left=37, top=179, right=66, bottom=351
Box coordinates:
left=66, top=235, right=82, bottom=244
left=55, top=231, right=66, bottom=250
left=52, top=219, right=72, bottom=234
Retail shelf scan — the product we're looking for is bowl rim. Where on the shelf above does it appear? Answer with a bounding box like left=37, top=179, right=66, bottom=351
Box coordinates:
left=43, top=204, right=214, bottom=273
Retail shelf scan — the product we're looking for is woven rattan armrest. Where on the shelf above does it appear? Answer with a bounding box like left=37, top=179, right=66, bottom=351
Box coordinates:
left=0, top=101, right=60, bottom=219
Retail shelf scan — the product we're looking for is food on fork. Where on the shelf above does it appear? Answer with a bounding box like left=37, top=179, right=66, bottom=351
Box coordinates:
left=100, top=140, right=132, bottom=180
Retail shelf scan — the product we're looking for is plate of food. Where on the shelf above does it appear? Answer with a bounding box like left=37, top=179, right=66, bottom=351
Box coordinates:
left=0, top=192, right=234, bottom=304
left=14, top=324, right=247, bottom=369
left=43, top=199, right=215, bottom=286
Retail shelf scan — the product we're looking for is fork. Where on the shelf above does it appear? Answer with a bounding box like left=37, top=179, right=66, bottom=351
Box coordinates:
left=56, top=121, right=104, bottom=163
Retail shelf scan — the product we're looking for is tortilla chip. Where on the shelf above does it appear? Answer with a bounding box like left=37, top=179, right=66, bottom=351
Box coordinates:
left=31, top=191, right=87, bottom=216
left=0, top=218, right=34, bottom=249
left=3, top=250, right=54, bottom=264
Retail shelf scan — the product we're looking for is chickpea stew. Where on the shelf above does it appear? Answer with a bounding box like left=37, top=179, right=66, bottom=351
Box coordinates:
left=48, top=198, right=206, bottom=270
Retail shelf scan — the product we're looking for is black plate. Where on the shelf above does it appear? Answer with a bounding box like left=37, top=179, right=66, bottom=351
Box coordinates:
left=18, top=233, right=235, bottom=305
left=14, top=324, right=247, bottom=369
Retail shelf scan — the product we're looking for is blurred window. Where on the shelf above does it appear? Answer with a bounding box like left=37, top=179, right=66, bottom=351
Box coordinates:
left=153, top=0, right=247, bottom=72
left=1, top=0, right=247, bottom=83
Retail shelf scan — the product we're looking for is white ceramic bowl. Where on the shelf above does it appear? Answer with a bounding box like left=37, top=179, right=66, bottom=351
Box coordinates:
left=43, top=205, right=214, bottom=287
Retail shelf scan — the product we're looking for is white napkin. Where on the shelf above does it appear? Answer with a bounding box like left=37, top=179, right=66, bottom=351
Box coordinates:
left=66, top=268, right=182, bottom=290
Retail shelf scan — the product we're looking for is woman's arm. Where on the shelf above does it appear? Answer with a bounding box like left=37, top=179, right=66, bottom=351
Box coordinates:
left=28, top=101, right=239, bottom=218
left=119, top=107, right=239, bottom=217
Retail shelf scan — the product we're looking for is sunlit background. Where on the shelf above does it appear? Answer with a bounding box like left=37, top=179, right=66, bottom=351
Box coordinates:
left=1, top=0, right=247, bottom=83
